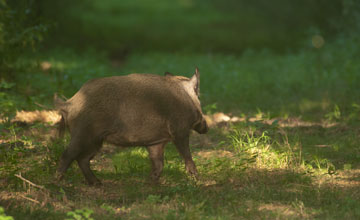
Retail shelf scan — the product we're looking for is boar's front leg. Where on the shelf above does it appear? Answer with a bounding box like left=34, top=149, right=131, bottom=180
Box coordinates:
left=174, top=135, right=198, bottom=178
left=146, top=142, right=167, bottom=182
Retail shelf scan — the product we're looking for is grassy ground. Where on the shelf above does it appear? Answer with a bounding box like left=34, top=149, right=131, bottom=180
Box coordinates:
left=1, top=45, right=360, bottom=219
left=1, top=1, right=360, bottom=219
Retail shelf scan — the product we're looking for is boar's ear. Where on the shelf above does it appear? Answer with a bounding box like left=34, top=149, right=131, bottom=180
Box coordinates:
left=164, top=71, right=174, bottom=76
left=190, top=67, right=200, bottom=96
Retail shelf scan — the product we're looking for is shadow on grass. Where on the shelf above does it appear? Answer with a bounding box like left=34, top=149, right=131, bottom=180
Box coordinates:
left=1, top=117, right=360, bottom=219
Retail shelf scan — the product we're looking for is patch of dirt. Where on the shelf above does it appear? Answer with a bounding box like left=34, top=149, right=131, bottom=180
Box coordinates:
left=330, top=169, right=360, bottom=188
left=204, top=112, right=337, bottom=129
left=258, top=203, right=298, bottom=217
left=11, top=110, right=61, bottom=125
left=196, top=150, right=234, bottom=159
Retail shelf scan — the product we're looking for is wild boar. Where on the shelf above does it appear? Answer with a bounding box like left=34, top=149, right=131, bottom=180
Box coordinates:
left=54, top=68, right=208, bottom=185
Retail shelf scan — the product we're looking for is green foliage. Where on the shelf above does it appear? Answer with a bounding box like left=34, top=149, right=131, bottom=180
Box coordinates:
left=304, top=155, right=337, bottom=176
left=203, top=103, right=217, bottom=115
left=228, top=129, right=265, bottom=167
left=0, top=124, right=25, bottom=178
left=0, top=0, right=49, bottom=77
left=100, top=204, right=116, bottom=215
left=340, top=0, right=360, bottom=31
left=230, top=129, right=270, bottom=152
left=0, top=80, right=15, bottom=89
left=112, top=147, right=150, bottom=177
left=0, top=80, right=16, bottom=116
left=0, top=207, right=14, bottom=220
left=66, top=208, right=94, bottom=220
left=229, top=126, right=298, bottom=170
left=325, top=104, right=341, bottom=121
left=145, top=194, right=163, bottom=204
left=46, top=0, right=344, bottom=53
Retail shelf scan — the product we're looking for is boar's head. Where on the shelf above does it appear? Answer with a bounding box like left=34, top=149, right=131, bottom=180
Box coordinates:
left=165, top=67, right=208, bottom=134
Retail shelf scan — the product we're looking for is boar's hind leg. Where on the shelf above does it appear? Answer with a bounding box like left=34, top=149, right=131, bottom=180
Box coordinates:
left=57, top=137, right=102, bottom=186
left=146, top=142, right=167, bottom=182
left=76, top=140, right=103, bottom=186
left=174, top=136, right=198, bottom=178
left=56, top=139, right=84, bottom=181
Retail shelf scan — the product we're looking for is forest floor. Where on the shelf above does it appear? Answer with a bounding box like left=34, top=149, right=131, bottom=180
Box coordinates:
left=1, top=1, right=360, bottom=219
left=1, top=47, right=360, bottom=219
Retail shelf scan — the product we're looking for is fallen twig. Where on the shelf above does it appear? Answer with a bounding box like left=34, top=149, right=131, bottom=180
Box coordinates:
left=14, top=173, right=45, bottom=190
left=314, top=144, right=331, bottom=148
left=18, top=194, right=41, bottom=204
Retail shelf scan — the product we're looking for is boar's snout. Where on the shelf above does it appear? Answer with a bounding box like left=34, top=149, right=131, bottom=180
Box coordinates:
left=193, top=117, right=209, bottom=134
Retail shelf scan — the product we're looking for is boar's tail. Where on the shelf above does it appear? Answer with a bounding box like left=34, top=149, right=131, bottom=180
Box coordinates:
left=54, top=93, right=68, bottom=138
left=57, top=115, right=66, bottom=138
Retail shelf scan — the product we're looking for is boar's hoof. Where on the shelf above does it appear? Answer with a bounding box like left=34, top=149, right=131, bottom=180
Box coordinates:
left=185, top=164, right=198, bottom=179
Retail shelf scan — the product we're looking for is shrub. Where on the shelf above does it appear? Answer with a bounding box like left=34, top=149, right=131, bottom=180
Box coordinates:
left=0, top=0, right=49, bottom=78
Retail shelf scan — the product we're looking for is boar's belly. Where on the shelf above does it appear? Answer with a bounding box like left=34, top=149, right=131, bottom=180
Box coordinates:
left=105, top=132, right=171, bottom=147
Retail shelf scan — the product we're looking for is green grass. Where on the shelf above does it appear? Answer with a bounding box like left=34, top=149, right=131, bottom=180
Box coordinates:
left=1, top=44, right=360, bottom=219
left=1, top=114, right=360, bottom=219
left=1, top=1, right=360, bottom=219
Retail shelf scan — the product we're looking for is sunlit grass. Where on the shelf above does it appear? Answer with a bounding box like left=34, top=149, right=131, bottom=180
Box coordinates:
left=112, top=147, right=150, bottom=177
